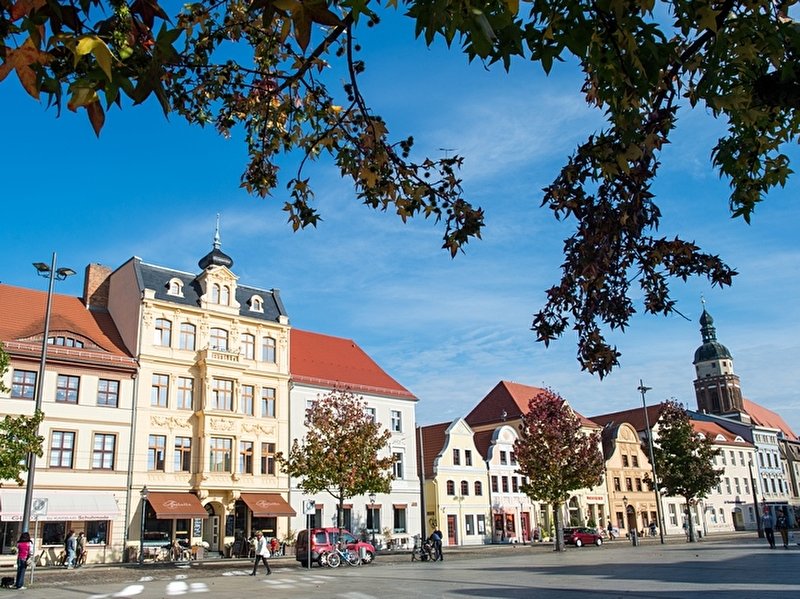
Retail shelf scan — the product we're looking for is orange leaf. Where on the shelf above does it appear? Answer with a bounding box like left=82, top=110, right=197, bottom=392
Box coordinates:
left=15, top=64, right=39, bottom=98
left=86, top=101, right=105, bottom=136
left=10, top=0, right=47, bottom=21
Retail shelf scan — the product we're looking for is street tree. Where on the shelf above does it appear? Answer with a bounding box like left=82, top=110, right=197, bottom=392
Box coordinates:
left=644, top=401, right=722, bottom=543
left=0, top=344, right=45, bottom=484
left=515, top=388, right=604, bottom=551
left=2, top=0, right=796, bottom=373
left=277, top=388, right=394, bottom=535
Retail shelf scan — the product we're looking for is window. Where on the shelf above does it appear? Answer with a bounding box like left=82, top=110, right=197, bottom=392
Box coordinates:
left=261, top=442, right=276, bottom=475
left=453, top=449, right=461, bottom=465
left=211, top=284, right=220, bottom=303
left=42, top=522, right=66, bottom=545
left=56, top=374, right=80, bottom=403
left=625, top=477, right=633, bottom=492
left=502, top=476, right=509, bottom=492
left=622, top=455, right=629, bottom=467
left=393, top=452, right=404, bottom=479
left=11, top=370, right=36, bottom=399
left=49, top=336, right=84, bottom=348
left=393, top=506, right=407, bottom=533
left=168, top=279, right=183, bottom=296
left=460, top=480, right=469, bottom=495
left=512, top=477, right=519, bottom=493
left=154, top=318, right=172, bottom=346
left=465, top=450, right=473, bottom=466
left=174, top=437, right=191, bottom=472
left=221, top=285, right=230, bottom=305
left=97, top=379, right=119, bottom=407
left=635, top=478, right=642, bottom=492
left=499, top=451, right=507, bottom=465
left=151, top=374, right=169, bottom=407
left=249, top=296, right=263, bottom=313
left=240, top=334, right=255, bottom=359
left=210, top=328, right=228, bottom=351
left=365, top=407, right=376, bottom=423
left=465, top=515, right=474, bottom=535
left=510, top=452, right=517, bottom=465
left=211, top=378, right=233, bottom=411
left=735, top=478, right=741, bottom=494
left=261, top=337, right=276, bottom=362
left=446, top=480, right=455, bottom=495
left=632, top=455, right=639, bottom=468
left=491, top=476, right=498, bottom=493
left=49, top=431, right=75, bottom=468
left=176, top=377, right=194, bottom=410
left=725, top=477, right=731, bottom=494
left=92, top=433, right=115, bottom=469
left=209, top=437, right=232, bottom=472
left=613, top=477, right=621, bottom=492
left=85, top=521, right=108, bottom=545
left=148, top=435, right=166, bottom=471
left=730, top=451, right=736, bottom=466
left=367, top=507, right=380, bottom=531
left=179, top=323, right=196, bottom=350
left=261, top=387, right=276, bottom=418
left=474, top=481, right=483, bottom=496
left=744, top=478, right=750, bottom=495
left=240, top=385, right=255, bottom=416
left=477, top=514, right=486, bottom=535
left=391, top=410, right=402, bottom=432
left=239, top=441, right=254, bottom=474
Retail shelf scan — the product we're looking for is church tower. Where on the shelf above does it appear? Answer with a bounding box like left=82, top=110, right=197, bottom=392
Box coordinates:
left=692, top=304, right=744, bottom=415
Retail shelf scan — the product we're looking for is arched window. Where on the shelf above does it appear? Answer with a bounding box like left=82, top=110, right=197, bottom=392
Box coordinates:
left=474, top=481, right=483, bottom=496
left=249, top=296, right=263, bottom=312
left=240, top=333, right=255, bottom=359
left=446, top=480, right=455, bottom=496
left=154, top=318, right=172, bottom=346
left=167, top=278, right=183, bottom=296
left=460, top=480, right=469, bottom=496
left=261, top=337, right=276, bottom=362
left=221, top=285, right=230, bottom=305
left=211, top=284, right=221, bottom=304
left=179, top=323, right=196, bottom=350
left=210, top=327, right=228, bottom=351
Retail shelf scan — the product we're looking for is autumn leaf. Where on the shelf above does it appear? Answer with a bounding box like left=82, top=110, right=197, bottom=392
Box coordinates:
left=9, top=0, right=47, bottom=21
left=86, top=100, right=106, bottom=136
left=0, top=38, right=52, bottom=98
left=75, top=36, right=115, bottom=81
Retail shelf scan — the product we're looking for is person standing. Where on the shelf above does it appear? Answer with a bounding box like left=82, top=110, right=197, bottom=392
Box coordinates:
left=15, top=532, right=33, bottom=590
left=270, top=536, right=279, bottom=557
left=762, top=510, right=776, bottom=549
left=775, top=509, right=789, bottom=549
left=249, top=531, right=271, bottom=575
left=76, top=532, right=87, bottom=567
left=430, top=528, right=443, bottom=562
left=64, top=530, right=77, bottom=568
left=607, top=521, right=613, bottom=540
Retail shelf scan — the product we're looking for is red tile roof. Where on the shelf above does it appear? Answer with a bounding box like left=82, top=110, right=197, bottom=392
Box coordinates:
left=590, top=404, right=665, bottom=433
left=0, top=284, right=133, bottom=367
left=743, top=398, right=798, bottom=441
left=465, top=380, right=597, bottom=428
left=289, top=329, right=416, bottom=400
left=690, top=419, right=753, bottom=447
left=418, top=421, right=451, bottom=478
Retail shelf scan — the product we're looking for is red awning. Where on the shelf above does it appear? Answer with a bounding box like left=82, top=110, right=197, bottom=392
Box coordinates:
left=146, top=492, right=208, bottom=519
left=240, top=493, right=296, bottom=517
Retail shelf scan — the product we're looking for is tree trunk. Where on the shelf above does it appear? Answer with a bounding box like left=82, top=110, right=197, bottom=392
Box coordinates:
left=685, top=499, right=697, bottom=543
left=553, top=501, right=565, bottom=552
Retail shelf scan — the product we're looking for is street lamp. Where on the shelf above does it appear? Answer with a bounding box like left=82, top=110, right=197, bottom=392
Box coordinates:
left=454, top=496, right=464, bottom=545
left=21, top=253, right=75, bottom=534
left=748, top=460, right=764, bottom=538
left=369, top=493, right=376, bottom=546
left=638, top=380, right=665, bottom=544
left=139, top=486, right=149, bottom=565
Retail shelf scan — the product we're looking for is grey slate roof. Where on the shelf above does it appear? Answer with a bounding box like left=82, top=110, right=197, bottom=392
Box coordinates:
left=134, top=259, right=288, bottom=323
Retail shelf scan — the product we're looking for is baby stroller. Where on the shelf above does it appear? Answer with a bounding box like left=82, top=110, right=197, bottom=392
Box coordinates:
left=411, top=538, right=435, bottom=562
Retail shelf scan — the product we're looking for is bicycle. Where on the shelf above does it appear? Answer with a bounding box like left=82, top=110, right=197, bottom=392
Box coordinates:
left=325, top=543, right=361, bottom=568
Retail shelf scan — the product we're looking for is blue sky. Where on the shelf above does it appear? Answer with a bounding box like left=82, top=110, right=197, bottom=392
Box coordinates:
left=2, top=10, right=799, bottom=434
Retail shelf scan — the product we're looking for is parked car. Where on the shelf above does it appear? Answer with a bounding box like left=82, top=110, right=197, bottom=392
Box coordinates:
left=563, top=527, right=603, bottom=547
left=295, top=528, right=376, bottom=567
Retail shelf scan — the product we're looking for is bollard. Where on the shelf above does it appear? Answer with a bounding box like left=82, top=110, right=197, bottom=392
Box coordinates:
left=630, top=529, right=639, bottom=546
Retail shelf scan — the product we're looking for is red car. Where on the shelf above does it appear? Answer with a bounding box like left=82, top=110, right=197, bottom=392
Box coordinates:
left=295, top=528, right=376, bottom=567
left=563, top=527, right=603, bottom=547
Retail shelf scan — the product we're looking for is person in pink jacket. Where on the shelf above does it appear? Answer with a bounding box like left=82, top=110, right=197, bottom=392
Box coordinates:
left=15, top=531, right=33, bottom=590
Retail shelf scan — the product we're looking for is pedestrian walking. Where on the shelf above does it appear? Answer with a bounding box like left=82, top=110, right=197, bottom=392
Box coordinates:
left=249, top=531, right=271, bottom=575
left=15, top=531, right=33, bottom=590
left=762, top=511, right=776, bottom=549
left=430, top=528, right=443, bottom=561
left=775, top=509, right=789, bottom=549
left=76, top=532, right=87, bottom=567
left=64, top=530, right=76, bottom=568
left=607, top=521, right=613, bottom=540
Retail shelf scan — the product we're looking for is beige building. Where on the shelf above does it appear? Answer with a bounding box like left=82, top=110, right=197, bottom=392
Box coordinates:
left=98, top=234, right=295, bottom=558
left=419, top=419, right=491, bottom=546
left=0, top=283, right=137, bottom=565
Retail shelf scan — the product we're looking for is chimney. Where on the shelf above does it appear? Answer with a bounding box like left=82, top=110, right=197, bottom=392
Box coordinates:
left=83, top=263, right=112, bottom=309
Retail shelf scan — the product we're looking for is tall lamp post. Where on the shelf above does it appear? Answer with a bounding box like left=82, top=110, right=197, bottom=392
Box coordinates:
left=21, top=253, right=75, bottom=534
left=139, top=486, right=149, bottom=564
left=748, top=460, right=764, bottom=538
left=369, top=493, right=376, bottom=547
left=638, top=380, right=665, bottom=544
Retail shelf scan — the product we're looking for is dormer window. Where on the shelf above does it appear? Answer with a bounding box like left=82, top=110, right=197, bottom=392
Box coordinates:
left=211, top=284, right=221, bottom=304
left=48, top=336, right=85, bottom=348
left=221, top=285, right=230, bottom=305
left=167, top=278, right=184, bottom=297
left=249, top=295, right=264, bottom=313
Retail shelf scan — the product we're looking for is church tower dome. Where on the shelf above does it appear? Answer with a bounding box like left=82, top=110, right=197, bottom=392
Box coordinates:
left=692, top=303, right=743, bottom=416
